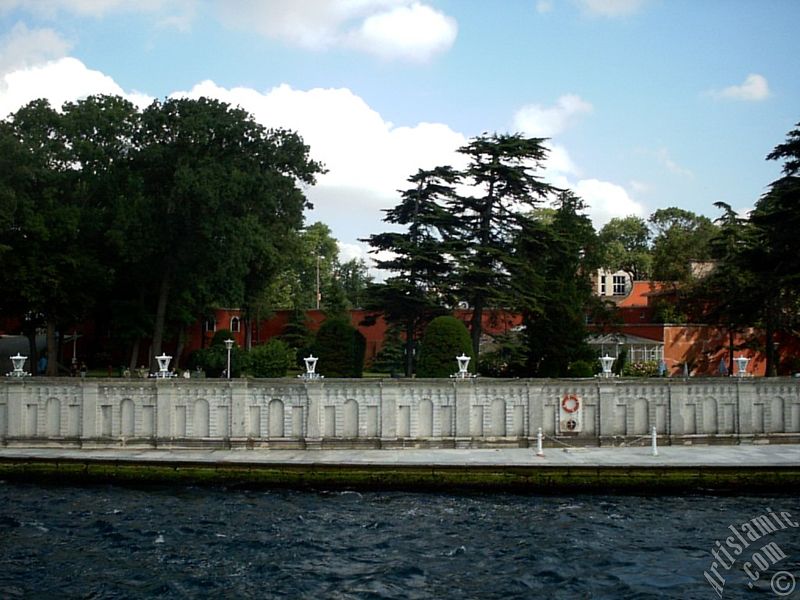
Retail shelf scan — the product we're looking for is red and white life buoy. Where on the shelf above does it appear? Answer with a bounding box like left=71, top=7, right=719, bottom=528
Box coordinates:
left=561, top=394, right=580, bottom=413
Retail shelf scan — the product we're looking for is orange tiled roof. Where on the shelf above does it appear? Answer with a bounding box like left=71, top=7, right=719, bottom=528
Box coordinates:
left=616, top=281, right=672, bottom=308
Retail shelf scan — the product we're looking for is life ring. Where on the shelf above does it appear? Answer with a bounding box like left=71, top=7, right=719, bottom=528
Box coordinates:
left=561, top=394, right=580, bottom=413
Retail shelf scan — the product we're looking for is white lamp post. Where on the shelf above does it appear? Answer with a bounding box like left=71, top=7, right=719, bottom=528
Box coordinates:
left=301, top=354, right=321, bottom=380
left=224, top=339, right=234, bottom=379
left=454, top=354, right=471, bottom=379
left=600, top=355, right=615, bottom=378
left=155, top=353, right=172, bottom=378
left=9, top=353, right=29, bottom=377
left=735, top=355, right=750, bottom=378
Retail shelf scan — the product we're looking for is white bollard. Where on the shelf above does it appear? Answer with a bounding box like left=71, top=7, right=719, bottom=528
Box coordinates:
left=536, top=427, right=544, bottom=457
left=651, top=425, right=658, bottom=457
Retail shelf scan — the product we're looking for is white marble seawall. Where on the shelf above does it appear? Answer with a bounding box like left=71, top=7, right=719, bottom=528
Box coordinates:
left=1, top=377, right=799, bottom=448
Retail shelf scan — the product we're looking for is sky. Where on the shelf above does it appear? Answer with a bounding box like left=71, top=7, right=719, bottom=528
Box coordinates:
left=1, top=0, right=798, bottom=267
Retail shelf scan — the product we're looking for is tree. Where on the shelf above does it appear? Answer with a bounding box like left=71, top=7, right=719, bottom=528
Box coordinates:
left=363, top=166, right=459, bottom=375
left=597, top=216, right=651, bottom=281
left=0, top=97, right=136, bottom=375
left=450, top=133, right=557, bottom=362
left=128, top=97, right=322, bottom=368
left=337, top=258, right=373, bottom=309
left=311, top=317, right=365, bottom=377
left=416, top=316, right=474, bottom=377
left=248, top=339, right=295, bottom=378
left=649, top=207, right=717, bottom=281
left=518, top=191, right=601, bottom=376
left=745, top=121, right=800, bottom=375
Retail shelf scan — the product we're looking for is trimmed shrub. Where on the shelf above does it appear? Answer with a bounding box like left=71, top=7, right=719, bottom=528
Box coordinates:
left=416, top=316, right=474, bottom=378
left=567, top=359, right=596, bottom=378
left=188, top=342, right=246, bottom=378
left=311, top=317, right=365, bottom=378
left=248, top=339, right=295, bottom=378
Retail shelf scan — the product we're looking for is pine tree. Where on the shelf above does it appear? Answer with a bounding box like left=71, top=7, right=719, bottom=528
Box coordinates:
left=449, top=133, right=557, bottom=362
left=363, top=167, right=459, bottom=375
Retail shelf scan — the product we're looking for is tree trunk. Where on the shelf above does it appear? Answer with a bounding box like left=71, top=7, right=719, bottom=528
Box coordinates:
left=26, top=331, right=37, bottom=376
left=405, top=319, right=415, bottom=377
left=128, top=338, right=140, bottom=371
left=150, top=265, right=173, bottom=371
left=174, top=325, right=186, bottom=370
left=45, top=320, right=58, bottom=376
left=244, top=315, right=253, bottom=351
left=728, top=326, right=734, bottom=376
left=470, top=298, right=483, bottom=364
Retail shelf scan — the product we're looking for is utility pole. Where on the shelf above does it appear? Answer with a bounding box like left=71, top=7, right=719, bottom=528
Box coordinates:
left=316, top=252, right=321, bottom=309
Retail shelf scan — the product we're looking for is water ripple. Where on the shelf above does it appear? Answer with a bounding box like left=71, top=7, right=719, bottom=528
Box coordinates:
left=1, top=484, right=798, bottom=598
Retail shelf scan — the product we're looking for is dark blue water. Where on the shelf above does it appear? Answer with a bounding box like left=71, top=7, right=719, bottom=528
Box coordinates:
left=1, top=482, right=798, bottom=599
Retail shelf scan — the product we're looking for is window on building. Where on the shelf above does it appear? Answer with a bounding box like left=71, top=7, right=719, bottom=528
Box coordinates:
left=600, top=275, right=606, bottom=295
left=230, top=317, right=241, bottom=333
left=612, top=275, right=627, bottom=295
left=204, top=318, right=217, bottom=333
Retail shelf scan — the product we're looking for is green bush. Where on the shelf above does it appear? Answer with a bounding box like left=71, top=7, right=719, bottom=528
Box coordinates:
left=248, top=339, right=295, bottom=378
left=416, top=316, right=474, bottom=378
left=622, top=360, right=660, bottom=377
left=567, top=359, right=596, bottom=378
left=311, top=317, right=365, bottom=378
left=188, top=343, right=246, bottom=378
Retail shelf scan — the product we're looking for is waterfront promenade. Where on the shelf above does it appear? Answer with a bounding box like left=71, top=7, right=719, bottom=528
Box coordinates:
left=2, top=444, right=798, bottom=491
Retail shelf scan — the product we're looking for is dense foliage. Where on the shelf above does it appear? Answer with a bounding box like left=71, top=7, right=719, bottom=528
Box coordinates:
left=416, top=316, right=474, bottom=378
left=1, top=94, right=797, bottom=378
left=0, top=95, right=323, bottom=374
left=311, top=317, right=365, bottom=378
left=248, top=339, right=295, bottom=378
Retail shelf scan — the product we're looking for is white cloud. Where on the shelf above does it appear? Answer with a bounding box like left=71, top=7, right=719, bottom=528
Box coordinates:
left=0, top=1, right=196, bottom=29
left=573, top=179, right=645, bottom=228
left=350, top=2, right=457, bottom=61
left=657, top=147, right=693, bottom=178
left=0, top=0, right=179, bottom=18
left=173, top=80, right=467, bottom=198
left=575, top=0, right=648, bottom=17
left=337, top=241, right=367, bottom=263
left=709, top=73, right=770, bottom=102
left=536, top=0, right=553, bottom=14
left=545, top=143, right=580, bottom=178
left=0, top=22, right=72, bottom=75
left=513, top=94, right=593, bottom=137
left=216, top=0, right=457, bottom=61
left=170, top=79, right=468, bottom=250
left=0, top=57, right=153, bottom=119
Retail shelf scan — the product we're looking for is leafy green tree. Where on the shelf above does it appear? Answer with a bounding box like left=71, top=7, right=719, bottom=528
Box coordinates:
left=0, top=97, right=135, bottom=375
left=649, top=207, right=717, bottom=281
left=519, top=191, right=600, bottom=376
left=363, top=167, right=459, bottom=375
left=337, top=258, right=374, bottom=309
left=416, top=316, right=474, bottom=377
left=450, top=133, right=557, bottom=362
left=311, top=317, right=365, bottom=377
left=127, top=97, right=322, bottom=368
left=598, top=216, right=652, bottom=281
left=248, top=339, right=295, bottom=377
